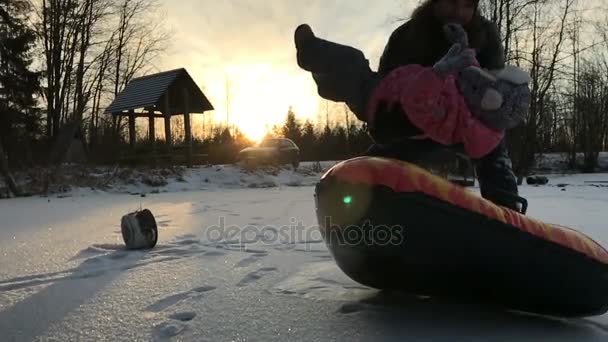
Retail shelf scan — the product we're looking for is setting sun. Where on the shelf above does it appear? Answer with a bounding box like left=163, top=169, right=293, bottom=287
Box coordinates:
left=194, top=62, right=321, bottom=142
left=236, top=115, right=270, bottom=143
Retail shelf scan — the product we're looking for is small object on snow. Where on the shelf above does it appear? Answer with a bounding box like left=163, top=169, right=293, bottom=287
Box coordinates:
left=557, top=183, right=569, bottom=188
left=561, top=188, right=567, bottom=192
left=526, top=176, right=549, bottom=185
left=140, top=193, right=146, bottom=198
left=121, top=209, right=158, bottom=250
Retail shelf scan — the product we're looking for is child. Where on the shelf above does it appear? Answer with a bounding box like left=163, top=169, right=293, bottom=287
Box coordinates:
left=294, top=0, right=527, bottom=213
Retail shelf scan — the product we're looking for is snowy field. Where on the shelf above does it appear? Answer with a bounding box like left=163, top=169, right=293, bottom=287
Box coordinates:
left=1, top=163, right=608, bottom=341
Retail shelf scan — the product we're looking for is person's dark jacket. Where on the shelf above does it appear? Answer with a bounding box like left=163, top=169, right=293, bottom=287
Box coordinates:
left=378, top=16, right=505, bottom=76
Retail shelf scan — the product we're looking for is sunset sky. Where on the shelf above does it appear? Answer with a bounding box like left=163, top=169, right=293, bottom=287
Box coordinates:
left=156, top=0, right=412, bottom=141
left=153, top=0, right=606, bottom=141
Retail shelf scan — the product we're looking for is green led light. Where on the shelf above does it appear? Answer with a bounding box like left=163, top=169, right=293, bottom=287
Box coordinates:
left=343, top=196, right=353, bottom=204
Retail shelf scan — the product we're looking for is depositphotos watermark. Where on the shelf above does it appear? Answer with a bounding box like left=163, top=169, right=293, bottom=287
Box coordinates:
left=204, top=216, right=406, bottom=248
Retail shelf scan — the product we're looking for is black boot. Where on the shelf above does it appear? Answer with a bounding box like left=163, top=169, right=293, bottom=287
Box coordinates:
left=474, top=138, right=527, bottom=214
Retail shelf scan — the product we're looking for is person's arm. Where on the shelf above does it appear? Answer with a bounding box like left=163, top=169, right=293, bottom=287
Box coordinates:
left=378, top=22, right=412, bottom=76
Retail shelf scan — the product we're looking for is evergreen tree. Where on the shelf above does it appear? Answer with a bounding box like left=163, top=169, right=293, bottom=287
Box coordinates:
left=0, top=0, right=41, bottom=144
left=282, top=106, right=302, bottom=143
left=300, top=120, right=316, bottom=160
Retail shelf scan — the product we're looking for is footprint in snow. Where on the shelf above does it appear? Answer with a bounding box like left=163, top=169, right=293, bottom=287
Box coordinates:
left=338, top=303, right=365, bottom=314
left=213, top=208, right=234, bottom=213
left=157, top=220, right=172, bottom=228
left=273, top=245, right=296, bottom=252
left=237, top=267, right=278, bottom=287
left=175, top=239, right=201, bottom=246
left=189, top=208, right=207, bottom=215
left=235, top=253, right=267, bottom=268
left=153, top=321, right=187, bottom=340
left=154, top=247, right=203, bottom=258
left=244, top=248, right=267, bottom=255
left=203, top=250, right=226, bottom=257
left=144, top=286, right=216, bottom=313
left=169, top=311, right=197, bottom=322
left=193, top=285, right=217, bottom=293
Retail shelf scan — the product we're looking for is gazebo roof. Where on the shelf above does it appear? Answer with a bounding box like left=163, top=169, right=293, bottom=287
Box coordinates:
left=105, top=68, right=214, bottom=114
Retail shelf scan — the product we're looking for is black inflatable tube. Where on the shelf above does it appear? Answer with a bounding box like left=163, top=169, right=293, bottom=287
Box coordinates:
left=315, top=178, right=608, bottom=317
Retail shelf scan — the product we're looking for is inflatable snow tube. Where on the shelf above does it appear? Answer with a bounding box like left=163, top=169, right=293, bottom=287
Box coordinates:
left=314, top=157, right=608, bottom=317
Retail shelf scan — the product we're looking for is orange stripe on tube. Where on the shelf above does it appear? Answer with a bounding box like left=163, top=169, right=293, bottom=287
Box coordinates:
left=324, top=157, right=608, bottom=264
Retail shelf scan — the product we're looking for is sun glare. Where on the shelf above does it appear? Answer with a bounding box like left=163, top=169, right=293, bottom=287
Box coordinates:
left=202, top=63, right=320, bottom=142
left=237, top=116, right=269, bottom=143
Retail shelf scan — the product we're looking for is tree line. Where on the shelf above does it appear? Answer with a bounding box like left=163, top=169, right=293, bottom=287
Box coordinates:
left=143, top=105, right=374, bottom=166
left=482, top=0, right=608, bottom=176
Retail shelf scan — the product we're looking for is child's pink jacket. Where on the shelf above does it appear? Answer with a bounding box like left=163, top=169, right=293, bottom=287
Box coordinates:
left=366, top=61, right=504, bottom=159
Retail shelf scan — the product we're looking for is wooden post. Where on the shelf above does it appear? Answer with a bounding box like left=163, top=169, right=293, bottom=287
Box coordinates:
left=164, top=93, right=172, bottom=150
left=128, top=109, right=136, bottom=147
left=112, top=113, right=118, bottom=143
left=148, top=107, right=157, bottom=168
left=183, top=88, right=192, bottom=167
left=148, top=107, right=156, bottom=143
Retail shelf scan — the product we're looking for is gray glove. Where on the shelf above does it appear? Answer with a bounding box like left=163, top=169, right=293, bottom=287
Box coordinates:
left=443, top=23, right=469, bottom=46
left=432, top=23, right=476, bottom=77
left=432, top=43, right=476, bottom=77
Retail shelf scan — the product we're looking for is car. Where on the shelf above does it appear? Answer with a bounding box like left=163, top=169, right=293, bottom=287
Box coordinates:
left=237, top=138, right=300, bottom=168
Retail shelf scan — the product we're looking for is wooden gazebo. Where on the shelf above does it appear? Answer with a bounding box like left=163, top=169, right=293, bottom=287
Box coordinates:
left=105, top=68, right=214, bottom=166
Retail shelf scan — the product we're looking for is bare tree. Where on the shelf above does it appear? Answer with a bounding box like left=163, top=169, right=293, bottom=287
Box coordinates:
left=37, top=0, right=80, bottom=138
left=569, top=61, right=608, bottom=171
left=89, top=35, right=114, bottom=146
left=72, top=0, right=112, bottom=121
left=109, top=0, right=170, bottom=137
left=508, top=0, right=574, bottom=182
left=565, top=12, right=582, bottom=167
left=111, top=0, right=169, bottom=96
left=481, top=0, right=539, bottom=63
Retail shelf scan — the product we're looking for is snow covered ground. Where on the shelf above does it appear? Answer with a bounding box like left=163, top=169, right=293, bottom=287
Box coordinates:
left=1, top=166, right=608, bottom=341
left=0, top=161, right=340, bottom=199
